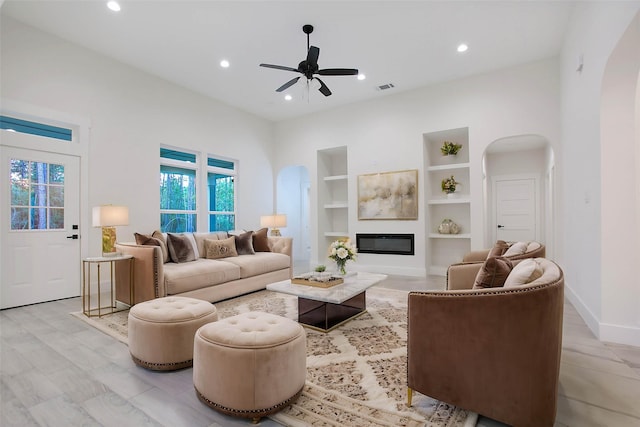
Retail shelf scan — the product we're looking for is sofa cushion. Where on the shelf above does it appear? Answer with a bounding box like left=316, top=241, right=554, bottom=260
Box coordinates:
left=503, top=241, right=529, bottom=257
left=193, top=232, right=228, bottom=258
left=221, top=252, right=290, bottom=278
left=163, top=259, right=241, bottom=295
left=472, top=256, right=513, bottom=289
left=234, top=231, right=255, bottom=255
left=152, top=230, right=170, bottom=263
left=167, top=233, right=198, bottom=263
left=252, top=228, right=271, bottom=252
left=487, top=240, right=509, bottom=259
left=204, top=237, right=238, bottom=259
left=504, top=258, right=544, bottom=287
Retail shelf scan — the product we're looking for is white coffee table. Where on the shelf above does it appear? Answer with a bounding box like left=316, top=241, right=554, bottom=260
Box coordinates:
left=267, top=272, right=387, bottom=332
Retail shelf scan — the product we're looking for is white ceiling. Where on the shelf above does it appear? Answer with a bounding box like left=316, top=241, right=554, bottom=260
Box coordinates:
left=1, top=1, right=577, bottom=122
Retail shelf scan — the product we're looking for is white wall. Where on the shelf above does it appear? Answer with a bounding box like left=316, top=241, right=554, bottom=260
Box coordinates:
left=1, top=17, right=275, bottom=258
left=561, top=3, right=640, bottom=345
left=600, top=10, right=640, bottom=345
left=274, top=58, right=561, bottom=273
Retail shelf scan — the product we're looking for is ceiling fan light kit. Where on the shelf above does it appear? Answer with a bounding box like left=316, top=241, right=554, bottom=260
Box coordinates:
left=260, top=25, right=359, bottom=97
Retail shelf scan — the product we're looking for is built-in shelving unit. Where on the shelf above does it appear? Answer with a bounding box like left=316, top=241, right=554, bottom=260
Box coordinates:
left=317, top=147, right=349, bottom=259
left=424, top=127, right=471, bottom=276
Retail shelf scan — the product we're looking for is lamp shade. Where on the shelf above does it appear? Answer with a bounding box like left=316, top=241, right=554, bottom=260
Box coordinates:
left=92, top=205, right=129, bottom=227
left=260, top=214, right=287, bottom=228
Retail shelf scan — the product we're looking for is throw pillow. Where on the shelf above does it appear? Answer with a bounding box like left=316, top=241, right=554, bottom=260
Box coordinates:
left=204, top=237, right=238, bottom=259
left=504, top=259, right=544, bottom=287
left=134, top=232, right=161, bottom=247
left=252, top=227, right=271, bottom=252
left=235, top=231, right=255, bottom=255
left=166, top=233, right=197, bottom=263
left=151, top=230, right=170, bottom=263
left=503, top=241, right=529, bottom=257
left=487, top=240, right=509, bottom=259
left=472, top=256, right=514, bottom=289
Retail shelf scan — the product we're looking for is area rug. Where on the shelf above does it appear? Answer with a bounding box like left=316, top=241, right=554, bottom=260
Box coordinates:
left=71, top=287, right=477, bottom=427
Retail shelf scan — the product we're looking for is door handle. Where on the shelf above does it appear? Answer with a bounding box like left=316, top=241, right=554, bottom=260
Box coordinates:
left=497, top=225, right=505, bottom=229
left=66, top=234, right=79, bottom=239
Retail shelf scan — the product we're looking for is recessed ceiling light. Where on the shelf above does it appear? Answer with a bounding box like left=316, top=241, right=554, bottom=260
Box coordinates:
left=107, top=1, right=121, bottom=12
left=457, top=43, right=468, bottom=53
left=284, top=94, right=292, bottom=101
left=220, top=60, right=230, bottom=68
left=357, top=73, right=366, bottom=81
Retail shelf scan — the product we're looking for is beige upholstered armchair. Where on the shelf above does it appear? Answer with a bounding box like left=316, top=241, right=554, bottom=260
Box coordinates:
left=447, top=241, right=546, bottom=290
left=407, top=258, right=564, bottom=427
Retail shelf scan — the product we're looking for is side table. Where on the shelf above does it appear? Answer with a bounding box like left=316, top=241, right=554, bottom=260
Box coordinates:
left=82, top=254, right=134, bottom=317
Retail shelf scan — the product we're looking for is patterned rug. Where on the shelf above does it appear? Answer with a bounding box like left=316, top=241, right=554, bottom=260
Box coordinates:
left=71, top=287, right=477, bottom=427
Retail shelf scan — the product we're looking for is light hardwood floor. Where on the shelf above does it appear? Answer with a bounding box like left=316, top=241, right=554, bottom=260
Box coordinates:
left=1, top=275, right=639, bottom=427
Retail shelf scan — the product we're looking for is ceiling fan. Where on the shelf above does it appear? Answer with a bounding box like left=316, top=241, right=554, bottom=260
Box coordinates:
left=260, top=25, right=359, bottom=97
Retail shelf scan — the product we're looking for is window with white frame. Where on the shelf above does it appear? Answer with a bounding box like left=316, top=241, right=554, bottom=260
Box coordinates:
left=207, top=156, right=236, bottom=232
left=160, top=148, right=197, bottom=232
left=159, top=148, right=236, bottom=233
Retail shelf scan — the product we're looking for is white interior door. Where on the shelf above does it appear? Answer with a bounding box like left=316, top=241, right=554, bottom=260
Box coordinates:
left=1, top=143, right=81, bottom=309
left=493, top=176, right=539, bottom=242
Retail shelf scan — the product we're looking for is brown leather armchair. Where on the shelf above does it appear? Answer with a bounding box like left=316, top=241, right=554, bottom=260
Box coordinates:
left=447, top=242, right=546, bottom=290
left=407, top=258, right=563, bottom=427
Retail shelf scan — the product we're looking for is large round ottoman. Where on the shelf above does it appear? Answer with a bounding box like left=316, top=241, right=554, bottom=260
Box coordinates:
left=128, top=296, right=218, bottom=371
left=193, top=311, right=306, bottom=422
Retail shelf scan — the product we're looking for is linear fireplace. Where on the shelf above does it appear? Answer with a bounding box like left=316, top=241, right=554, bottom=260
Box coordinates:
left=356, top=233, right=415, bottom=256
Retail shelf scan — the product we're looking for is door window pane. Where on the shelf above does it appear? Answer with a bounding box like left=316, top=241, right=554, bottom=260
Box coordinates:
left=10, top=159, right=65, bottom=230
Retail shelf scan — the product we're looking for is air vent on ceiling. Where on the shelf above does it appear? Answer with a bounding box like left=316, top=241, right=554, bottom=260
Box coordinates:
left=376, top=83, right=395, bottom=91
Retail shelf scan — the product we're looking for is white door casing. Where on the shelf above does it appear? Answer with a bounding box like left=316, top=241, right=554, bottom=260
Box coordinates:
left=1, top=141, right=81, bottom=308
left=492, top=174, right=540, bottom=243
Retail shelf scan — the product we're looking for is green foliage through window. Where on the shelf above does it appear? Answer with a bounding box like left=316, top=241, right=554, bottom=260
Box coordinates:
left=160, top=149, right=237, bottom=232
left=10, top=159, right=65, bottom=230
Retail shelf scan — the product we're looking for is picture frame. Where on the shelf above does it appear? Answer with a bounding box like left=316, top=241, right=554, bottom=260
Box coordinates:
left=357, top=169, right=418, bottom=220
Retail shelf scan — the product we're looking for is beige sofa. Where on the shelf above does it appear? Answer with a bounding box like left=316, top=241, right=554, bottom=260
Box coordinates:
left=115, top=232, right=292, bottom=304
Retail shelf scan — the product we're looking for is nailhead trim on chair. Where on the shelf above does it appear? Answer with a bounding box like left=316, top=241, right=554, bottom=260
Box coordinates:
left=131, top=354, right=193, bottom=371
left=194, top=385, right=304, bottom=421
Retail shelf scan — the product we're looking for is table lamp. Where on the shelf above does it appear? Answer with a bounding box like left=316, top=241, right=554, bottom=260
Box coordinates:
left=260, top=214, right=287, bottom=236
left=92, top=205, right=129, bottom=256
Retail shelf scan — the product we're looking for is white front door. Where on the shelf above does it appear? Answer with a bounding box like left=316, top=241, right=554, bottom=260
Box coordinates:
left=493, top=176, right=539, bottom=242
left=1, top=144, right=81, bottom=309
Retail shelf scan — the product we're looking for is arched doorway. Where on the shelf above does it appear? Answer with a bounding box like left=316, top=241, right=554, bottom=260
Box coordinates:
left=482, top=135, right=555, bottom=257
left=276, top=165, right=310, bottom=273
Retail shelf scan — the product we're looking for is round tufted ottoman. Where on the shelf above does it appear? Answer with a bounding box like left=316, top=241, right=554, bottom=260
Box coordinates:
left=193, top=311, right=306, bottom=422
left=128, top=296, right=218, bottom=371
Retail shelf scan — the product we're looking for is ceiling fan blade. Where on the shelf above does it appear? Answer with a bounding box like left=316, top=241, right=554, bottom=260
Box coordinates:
left=317, top=68, right=359, bottom=76
left=276, top=76, right=300, bottom=92
left=315, top=77, right=332, bottom=97
left=260, top=63, right=300, bottom=73
left=307, top=46, right=320, bottom=67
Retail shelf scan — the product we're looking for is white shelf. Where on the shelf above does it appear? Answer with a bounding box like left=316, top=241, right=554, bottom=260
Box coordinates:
left=424, top=127, right=471, bottom=277
left=324, top=231, right=349, bottom=237
left=427, top=163, right=470, bottom=172
left=324, top=203, right=348, bottom=209
left=428, top=233, right=471, bottom=239
left=427, top=197, right=471, bottom=205
left=324, top=175, right=348, bottom=182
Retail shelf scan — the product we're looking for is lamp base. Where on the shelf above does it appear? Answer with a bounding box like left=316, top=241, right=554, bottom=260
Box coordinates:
left=101, top=226, right=117, bottom=256
left=270, top=228, right=281, bottom=237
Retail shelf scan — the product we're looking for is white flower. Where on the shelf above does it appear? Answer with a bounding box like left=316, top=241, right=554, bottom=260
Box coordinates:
left=337, top=247, right=348, bottom=259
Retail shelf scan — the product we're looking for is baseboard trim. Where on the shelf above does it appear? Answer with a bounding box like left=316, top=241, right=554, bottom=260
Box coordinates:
left=564, top=283, right=600, bottom=339
left=565, top=283, right=640, bottom=346
left=600, top=322, right=640, bottom=347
